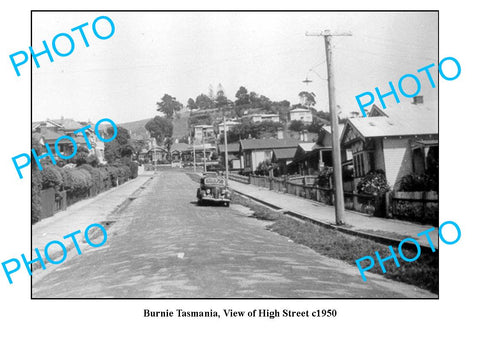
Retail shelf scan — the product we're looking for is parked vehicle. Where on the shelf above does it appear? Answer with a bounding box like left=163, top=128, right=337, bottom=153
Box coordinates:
left=196, top=173, right=231, bottom=207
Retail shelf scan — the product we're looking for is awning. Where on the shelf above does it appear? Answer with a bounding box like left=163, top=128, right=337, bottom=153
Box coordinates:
left=411, top=139, right=438, bottom=150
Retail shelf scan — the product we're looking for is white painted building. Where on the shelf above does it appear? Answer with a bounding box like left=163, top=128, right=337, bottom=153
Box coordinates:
left=289, top=108, right=313, bottom=123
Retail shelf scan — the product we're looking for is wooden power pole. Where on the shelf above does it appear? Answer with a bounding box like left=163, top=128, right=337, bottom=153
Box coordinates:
left=223, top=115, right=229, bottom=186
left=306, top=30, right=351, bottom=225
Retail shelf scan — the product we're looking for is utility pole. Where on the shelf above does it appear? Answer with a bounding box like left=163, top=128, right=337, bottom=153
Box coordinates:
left=152, top=137, right=157, bottom=175
left=306, top=29, right=351, bottom=225
left=202, top=127, right=207, bottom=173
left=223, top=115, right=229, bottom=185
left=193, top=139, right=196, bottom=172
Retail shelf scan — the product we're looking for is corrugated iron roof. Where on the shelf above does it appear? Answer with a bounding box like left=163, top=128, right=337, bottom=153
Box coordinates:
left=298, top=142, right=316, bottom=152
left=51, top=118, right=84, bottom=131
left=273, top=147, right=297, bottom=160
left=347, top=103, right=438, bottom=138
left=218, top=143, right=240, bottom=153
left=170, top=143, right=190, bottom=152
left=240, top=138, right=299, bottom=150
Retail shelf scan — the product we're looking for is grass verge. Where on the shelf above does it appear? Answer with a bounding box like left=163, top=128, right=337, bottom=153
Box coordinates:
left=232, top=193, right=439, bottom=294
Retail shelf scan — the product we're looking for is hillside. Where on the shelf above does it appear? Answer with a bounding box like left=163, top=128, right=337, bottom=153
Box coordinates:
left=172, top=111, right=190, bottom=139
left=118, top=111, right=190, bottom=142
left=118, top=118, right=152, bottom=140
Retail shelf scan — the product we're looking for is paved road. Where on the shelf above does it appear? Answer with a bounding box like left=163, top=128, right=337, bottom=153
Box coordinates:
left=33, top=170, right=436, bottom=298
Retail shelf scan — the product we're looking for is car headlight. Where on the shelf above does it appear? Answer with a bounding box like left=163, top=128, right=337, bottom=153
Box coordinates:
left=206, top=189, right=211, bottom=194
left=221, top=189, right=226, bottom=194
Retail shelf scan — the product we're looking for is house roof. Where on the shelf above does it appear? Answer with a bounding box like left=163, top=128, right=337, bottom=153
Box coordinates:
left=170, top=143, right=190, bottom=152
left=239, top=138, right=299, bottom=151
left=298, top=142, right=316, bottom=152
left=272, top=147, right=297, bottom=160
left=290, top=108, right=312, bottom=113
left=38, top=129, right=63, bottom=142
left=343, top=103, right=438, bottom=142
left=51, top=118, right=84, bottom=131
left=194, top=124, right=214, bottom=129
left=218, top=143, right=240, bottom=153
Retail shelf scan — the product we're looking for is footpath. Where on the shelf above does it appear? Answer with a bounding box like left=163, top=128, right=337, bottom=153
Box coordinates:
left=228, top=179, right=439, bottom=250
left=32, top=168, right=155, bottom=263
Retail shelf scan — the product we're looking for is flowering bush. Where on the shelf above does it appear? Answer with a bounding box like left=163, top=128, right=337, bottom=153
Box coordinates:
left=357, top=170, right=390, bottom=195
left=255, top=159, right=277, bottom=176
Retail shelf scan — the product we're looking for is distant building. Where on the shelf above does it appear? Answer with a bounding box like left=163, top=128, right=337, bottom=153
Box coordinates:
left=217, top=120, right=241, bottom=134
left=218, top=143, right=242, bottom=170
left=239, top=138, right=298, bottom=173
left=32, top=118, right=106, bottom=164
left=272, top=147, right=297, bottom=175
left=289, top=108, right=313, bottom=123
left=243, top=108, right=280, bottom=123
left=170, top=143, right=190, bottom=163
left=193, top=124, right=215, bottom=143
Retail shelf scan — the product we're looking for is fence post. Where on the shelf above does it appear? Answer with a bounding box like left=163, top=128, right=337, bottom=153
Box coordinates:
left=422, top=191, right=427, bottom=223
left=385, top=190, right=392, bottom=218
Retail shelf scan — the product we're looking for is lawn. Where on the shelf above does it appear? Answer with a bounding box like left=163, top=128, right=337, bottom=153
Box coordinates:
left=232, top=193, right=439, bottom=294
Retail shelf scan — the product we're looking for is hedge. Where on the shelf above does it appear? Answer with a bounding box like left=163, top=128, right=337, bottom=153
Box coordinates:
left=32, top=161, right=139, bottom=224
left=32, top=170, right=42, bottom=224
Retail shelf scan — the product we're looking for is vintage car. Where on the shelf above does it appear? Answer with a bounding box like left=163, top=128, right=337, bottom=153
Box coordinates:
left=196, top=173, right=231, bottom=207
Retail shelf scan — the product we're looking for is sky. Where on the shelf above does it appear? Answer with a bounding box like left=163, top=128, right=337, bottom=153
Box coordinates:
left=32, top=11, right=438, bottom=124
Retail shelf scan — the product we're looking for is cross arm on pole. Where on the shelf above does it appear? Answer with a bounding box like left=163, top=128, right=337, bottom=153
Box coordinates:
left=305, top=30, right=352, bottom=37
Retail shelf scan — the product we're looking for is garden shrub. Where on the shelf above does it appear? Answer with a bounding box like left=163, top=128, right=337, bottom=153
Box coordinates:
left=128, top=161, right=138, bottom=179
left=32, top=162, right=135, bottom=223
left=399, top=173, right=438, bottom=192
left=316, top=166, right=333, bottom=188
left=78, top=164, right=104, bottom=195
left=32, top=169, right=42, bottom=224
left=41, top=165, right=63, bottom=190
left=357, top=169, right=390, bottom=195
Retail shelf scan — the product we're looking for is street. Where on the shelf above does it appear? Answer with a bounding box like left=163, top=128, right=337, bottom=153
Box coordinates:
left=32, top=170, right=435, bottom=298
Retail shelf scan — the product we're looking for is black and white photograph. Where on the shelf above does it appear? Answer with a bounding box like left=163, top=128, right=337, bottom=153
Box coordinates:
left=30, top=11, right=439, bottom=299
left=2, top=1, right=479, bottom=339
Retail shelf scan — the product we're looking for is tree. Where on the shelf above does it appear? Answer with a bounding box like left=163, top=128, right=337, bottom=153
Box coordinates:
left=289, top=120, right=305, bottom=132
left=187, top=98, right=198, bottom=111
left=104, top=126, right=133, bottom=163
left=223, top=121, right=283, bottom=143
left=299, top=91, right=316, bottom=107
left=164, top=137, right=174, bottom=156
left=215, top=86, right=231, bottom=109
left=195, top=93, right=215, bottom=110
left=235, top=86, right=250, bottom=106
left=271, top=100, right=291, bottom=122
left=208, top=84, right=215, bottom=99
left=145, top=115, right=173, bottom=144
left=72, top=146, right=90, bottom=165
left=156, top=94, right=183, bottom=119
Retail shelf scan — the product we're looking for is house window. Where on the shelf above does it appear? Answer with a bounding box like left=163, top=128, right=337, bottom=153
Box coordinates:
left=353, top=153, right=365, bottom=177
left=245, top=153, right=251, bottom=167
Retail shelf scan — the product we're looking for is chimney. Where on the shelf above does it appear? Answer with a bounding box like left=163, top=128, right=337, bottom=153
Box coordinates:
left=303, top=129, right=308, bottom=142
left=413, top=95, right=423, bottom=105
left=298, top=131, right=304, bottom=142
left=277, top=127, right=284, bottom=140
